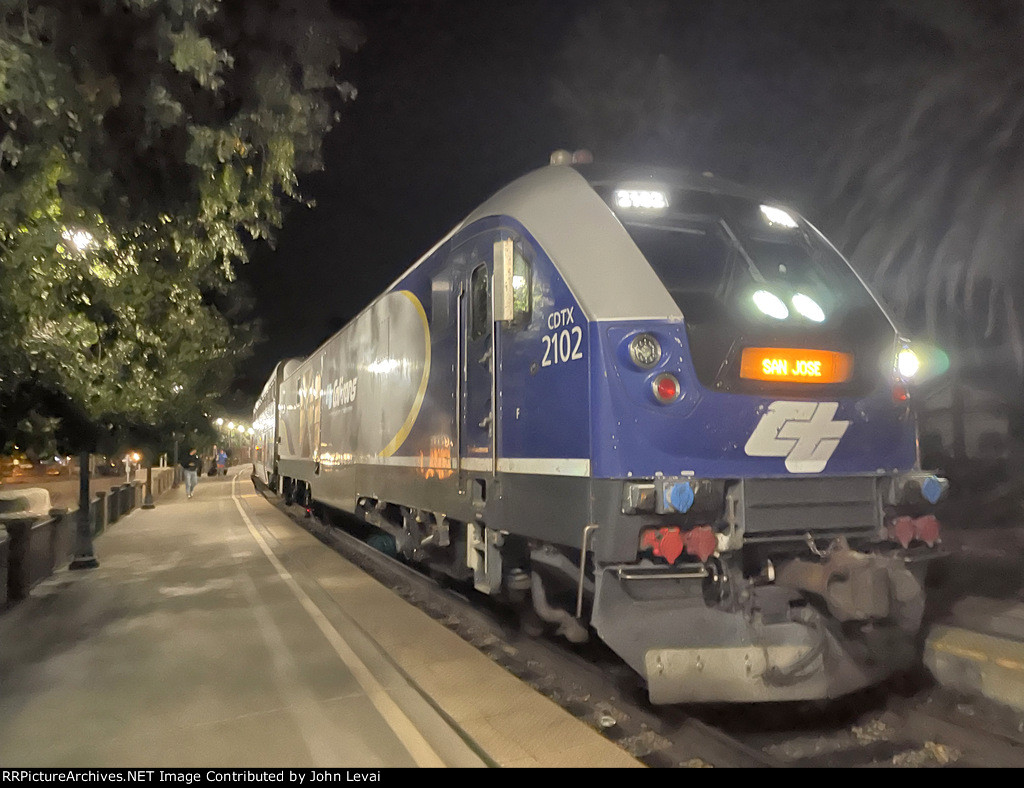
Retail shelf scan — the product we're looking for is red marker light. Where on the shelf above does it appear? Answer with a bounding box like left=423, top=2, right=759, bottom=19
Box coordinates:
left=892, top=381, right=909, bottom=403
left=653, top=373, right=680, bottom=403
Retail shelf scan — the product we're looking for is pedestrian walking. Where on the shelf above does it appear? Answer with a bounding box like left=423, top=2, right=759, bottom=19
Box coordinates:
left=180, top=448, right=201, bottom=498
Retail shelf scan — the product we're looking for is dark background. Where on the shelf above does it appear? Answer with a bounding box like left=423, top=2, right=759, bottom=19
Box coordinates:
left=234, top=0, right=1009, bottom=407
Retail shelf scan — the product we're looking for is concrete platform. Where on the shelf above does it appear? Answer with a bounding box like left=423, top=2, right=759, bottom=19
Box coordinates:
left=0, top=468, right=642, bottom=768
left=921, top=518, right=1024, bottom=715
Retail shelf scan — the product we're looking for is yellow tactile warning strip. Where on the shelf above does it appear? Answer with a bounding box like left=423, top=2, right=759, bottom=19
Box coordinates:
left=925, top=625, right=1024, bottom=713
left=928, top=626, right=1024, bottom=673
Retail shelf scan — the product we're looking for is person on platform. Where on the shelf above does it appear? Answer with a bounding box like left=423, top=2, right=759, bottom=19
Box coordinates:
left=217, top=447, right=228, bottom=476
left=180, top=448, right=201, bottom=499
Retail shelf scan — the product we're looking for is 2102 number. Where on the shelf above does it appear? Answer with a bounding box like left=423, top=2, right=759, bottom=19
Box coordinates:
left=541, top=326, right=584, bottom=367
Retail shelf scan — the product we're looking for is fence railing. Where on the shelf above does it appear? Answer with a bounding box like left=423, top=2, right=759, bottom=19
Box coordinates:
left=1, top=467, right=175, bottom=609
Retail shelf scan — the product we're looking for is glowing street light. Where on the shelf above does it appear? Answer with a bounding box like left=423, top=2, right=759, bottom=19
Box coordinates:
left=215, top=418, right=224, bottom=426
left=61, top=228, right=95, bottom=252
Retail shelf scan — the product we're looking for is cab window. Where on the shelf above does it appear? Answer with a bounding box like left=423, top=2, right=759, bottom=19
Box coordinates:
left=470, top=263, right=490, bottom=340
left=509, top=245, right=532, bottom=329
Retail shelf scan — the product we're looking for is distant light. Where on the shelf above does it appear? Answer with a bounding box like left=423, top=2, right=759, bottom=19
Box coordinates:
left=792, top=293, right=825, bottom=322
left=760, top=205, right=798, bottom=229
left=512, top=275, right=526, bottom=288
left=753, top=290, right=789, bottom=320
left=172, top=384, right=182, bottom=393
left=237, top=425, right=245, bottom=434
left=897, top=348, right=921, bottom=379
left=227, top=422, right=235, bottom=430
left=215, top=418, right=224, bottom=426
left=61, top=228, right=95, bottom=251
left=247, top=427, right=254, bottom=435
left=614, top=189, right=668, bottom=211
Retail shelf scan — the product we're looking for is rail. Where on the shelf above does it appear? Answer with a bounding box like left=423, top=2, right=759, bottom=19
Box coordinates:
left=0, top=467, right=175, bottom=609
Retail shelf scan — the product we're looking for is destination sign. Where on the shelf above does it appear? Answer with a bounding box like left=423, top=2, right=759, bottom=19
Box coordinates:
left=740, top=347, right=853, bottom=384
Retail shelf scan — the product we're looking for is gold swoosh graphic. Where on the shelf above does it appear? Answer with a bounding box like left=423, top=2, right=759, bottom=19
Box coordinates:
left=379, top=290, right=431, bottom=457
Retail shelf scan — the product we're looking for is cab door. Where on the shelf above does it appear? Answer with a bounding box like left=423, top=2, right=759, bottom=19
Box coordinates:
left=461, top=260, right=494, bottom=473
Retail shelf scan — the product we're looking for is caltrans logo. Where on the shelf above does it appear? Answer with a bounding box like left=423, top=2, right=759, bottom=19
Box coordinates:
left=744, top=401, right=850, bottom=473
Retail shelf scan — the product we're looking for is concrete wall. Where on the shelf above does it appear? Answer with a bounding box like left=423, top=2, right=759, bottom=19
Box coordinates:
left=1, top=467, right=174, bottom=609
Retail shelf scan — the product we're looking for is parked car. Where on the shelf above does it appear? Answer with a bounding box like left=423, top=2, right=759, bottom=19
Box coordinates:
left=0, top=451, right=34, bottom=478
left=94, top=456, right=122, bottom=476
left=39, top=456, right=72, bottom=476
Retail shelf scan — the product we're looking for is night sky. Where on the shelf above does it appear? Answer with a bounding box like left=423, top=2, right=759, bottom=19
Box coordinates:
left=235, top=0, right=993, bottom=401
left=239, top=1, right=580, bottom=397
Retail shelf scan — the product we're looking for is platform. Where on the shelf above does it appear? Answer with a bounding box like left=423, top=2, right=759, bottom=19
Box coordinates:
left=0, top=468, right=642, bottom=768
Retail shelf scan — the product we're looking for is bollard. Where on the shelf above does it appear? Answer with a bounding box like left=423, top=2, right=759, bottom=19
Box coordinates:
left=144, top=465, right=156, bottom=508
left=4, top=517, right=33, bottom=602
left=94, top=491, right=107, bottom=534
left=0, top=528, right=8, bottom=608
left=48, top=508, right=71, bottom=572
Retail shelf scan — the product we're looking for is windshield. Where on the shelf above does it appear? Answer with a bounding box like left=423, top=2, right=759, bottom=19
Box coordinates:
left=591, top=182, right=895, bottom=393
left=613, top=190, right=881, bottom=330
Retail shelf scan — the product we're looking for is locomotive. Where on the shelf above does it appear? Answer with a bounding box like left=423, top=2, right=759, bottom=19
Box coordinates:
left=252, top=154, right=948, bottom=703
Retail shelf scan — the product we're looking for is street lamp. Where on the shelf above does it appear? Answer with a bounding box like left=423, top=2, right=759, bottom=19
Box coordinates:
left=62, top=228, right=94, bottom=252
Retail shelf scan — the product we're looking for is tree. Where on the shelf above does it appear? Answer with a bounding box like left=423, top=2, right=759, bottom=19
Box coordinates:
left=0, top=0, right=362, bottom=455
left=553, top=0, right=1024, bottom=404
left=550, top=0, right=926, bottom=193
left=820, top=0, right=1024, bottom=397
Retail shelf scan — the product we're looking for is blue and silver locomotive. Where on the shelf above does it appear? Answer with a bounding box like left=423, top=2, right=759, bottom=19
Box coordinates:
left=252, top=155, right=947, bottom=703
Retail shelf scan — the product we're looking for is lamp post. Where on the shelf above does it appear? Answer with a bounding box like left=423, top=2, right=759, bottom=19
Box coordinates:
left=63, top=229, right=99, bottom=569
left=143, top=454, right=155, bottom=509
left=70, top=449, right=98, bottom=570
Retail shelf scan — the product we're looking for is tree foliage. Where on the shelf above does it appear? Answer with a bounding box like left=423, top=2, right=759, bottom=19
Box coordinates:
left=821, top=1, right=1024, bottom=390
left=0, top=0, right=361, bottom=453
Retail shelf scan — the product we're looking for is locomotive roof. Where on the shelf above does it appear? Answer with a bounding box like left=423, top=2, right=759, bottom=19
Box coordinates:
left=570, top=161, right=774, bottom=203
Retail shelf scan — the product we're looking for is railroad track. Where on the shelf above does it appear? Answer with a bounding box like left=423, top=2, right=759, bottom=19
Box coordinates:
left=264, top=485, right=1024, bottom=768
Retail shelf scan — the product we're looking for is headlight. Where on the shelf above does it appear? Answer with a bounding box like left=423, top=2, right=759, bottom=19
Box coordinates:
left=897, top=348, right=920, bottom=379
left=753, top=290, right=789, bottom=320
left=895, top=340, right=949, bottom=383
left=628, top=333, right=661, bottom=369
